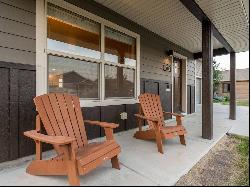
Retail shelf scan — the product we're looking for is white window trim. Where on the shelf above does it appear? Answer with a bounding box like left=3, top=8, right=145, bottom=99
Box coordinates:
left=36, top=0, right=140, bottom=107
left=195, top=60, right=202, bottom=109
left=171, top=51, right=188, bottom=115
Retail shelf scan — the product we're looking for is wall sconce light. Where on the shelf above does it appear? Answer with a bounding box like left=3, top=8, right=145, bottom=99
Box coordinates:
left=162, top=56, right=172, bottom=72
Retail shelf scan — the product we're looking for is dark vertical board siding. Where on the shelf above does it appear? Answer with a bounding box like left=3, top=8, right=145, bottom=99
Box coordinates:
left=82, top=107, right=101, bottom=140
left=159, top=82, right=172, bottom=119
left=141, top=78, right=172, bottom=121
left=187, top=86, right=191, bottom=114
left=191, top=86, right=195, bottom=113
left=101, top=105, right=126, bottom=135
left=126, top=104, right=139, bottom=130
left=187, top=85, right=195, bottom=114
left=18, top=70, right=36, bottom=157
left=0, top=68, right=10, bottom=162
left=144, top=80, right=159, bottom=95
left=9, top=69, right=19, bottom=160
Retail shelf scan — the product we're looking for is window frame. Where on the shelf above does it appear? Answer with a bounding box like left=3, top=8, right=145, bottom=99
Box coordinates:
left=222, top=83, right=230, bottom=93
left=36, top=0, right=140, bottom=107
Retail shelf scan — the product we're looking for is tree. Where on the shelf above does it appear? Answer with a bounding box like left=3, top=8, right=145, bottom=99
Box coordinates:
left=213, top=60, right=223, bottom=96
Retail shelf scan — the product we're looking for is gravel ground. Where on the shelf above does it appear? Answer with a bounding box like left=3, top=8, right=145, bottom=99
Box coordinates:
left=176, top=135, right=247, bottom=186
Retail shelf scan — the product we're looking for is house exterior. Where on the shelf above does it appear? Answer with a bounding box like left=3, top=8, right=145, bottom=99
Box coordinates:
left=0, top=0, right=248, bottom=163
left=217, top=68, right=249, bottom=100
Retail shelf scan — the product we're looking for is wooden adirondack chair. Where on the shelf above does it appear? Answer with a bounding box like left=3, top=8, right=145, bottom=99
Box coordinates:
left=134, top=93, right=187, bottom=154
left=24, top=93, right=121, bottom=186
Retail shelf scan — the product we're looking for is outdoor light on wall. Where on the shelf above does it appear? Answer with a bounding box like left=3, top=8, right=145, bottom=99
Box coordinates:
left=162, top=56, right=172, bottom=72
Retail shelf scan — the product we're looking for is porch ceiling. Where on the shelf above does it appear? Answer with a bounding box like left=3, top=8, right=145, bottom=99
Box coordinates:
left=94, top=0, right=249, bottom=53
left=196, top=0, right=249, bottom=53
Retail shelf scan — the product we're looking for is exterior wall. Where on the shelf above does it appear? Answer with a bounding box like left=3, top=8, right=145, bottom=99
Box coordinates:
left=218, top=81, right=249, bottom=100
left=196, top=60, right=202, bottom=78
left=0, top=62, right=36, bottom=163
left=195, top=60, right=202, bottom=106
left=0, top=0, right=196, bottom=163
left=236, top=81, right=249, bottom=100
left=187, top=60, right=196, bottom=86
left=0, top=0, right=36, bottom=65
left=141, top=42, right=172, bottom=82
left=186, top=60, right=196, bottom=114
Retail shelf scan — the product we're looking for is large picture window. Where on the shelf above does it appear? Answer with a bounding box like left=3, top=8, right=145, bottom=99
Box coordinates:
left=44, top=1, right=139, bottom=105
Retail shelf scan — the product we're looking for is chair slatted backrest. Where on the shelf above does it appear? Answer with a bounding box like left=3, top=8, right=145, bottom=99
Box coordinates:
left=34, top=93, right=88, bottom=153
left=138, top=93, right=164, bottom=129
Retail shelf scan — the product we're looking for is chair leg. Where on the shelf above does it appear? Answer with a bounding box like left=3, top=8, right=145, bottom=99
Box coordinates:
left=156, top=138, right=164, bottom=154
left=67, top=161, right=80, bottom=186
left=155, top=131, right=164, bottom=154
left=111, top=156, right=120, bottom=170
left=179, top=135, right=186, bottom=146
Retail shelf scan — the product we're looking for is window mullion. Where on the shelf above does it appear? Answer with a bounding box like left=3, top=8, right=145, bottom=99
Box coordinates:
left=101, top=23, right=105, bottom=101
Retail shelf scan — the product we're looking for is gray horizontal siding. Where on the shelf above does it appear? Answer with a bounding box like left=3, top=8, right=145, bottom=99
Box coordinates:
left=0, top=47, right=35, bottom=65
left=187, top=60, right=196, bottom=86
left=196, top=60, right=202, bottom=78
left=141, top=44, right=172, bottom=82
left=0, top=17, right=35, bottom=39
left=0, top=1, right=35, bottom=26
left=0, top=0, right=35, bottom=13
left=0, top=31, right=35, bottom=52
left=0, top=0, right=36, bottom=65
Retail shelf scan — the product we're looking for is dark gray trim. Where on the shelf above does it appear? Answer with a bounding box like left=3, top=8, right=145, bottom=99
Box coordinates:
left=180, top=0, right=235, bottom=53
left=229, top=52, right=236, bottom=120
left=194, top=47, right=229, bottom=59
left=65, top=0, right=194, bottom=59
left=202, top=20, right=213, bottom=140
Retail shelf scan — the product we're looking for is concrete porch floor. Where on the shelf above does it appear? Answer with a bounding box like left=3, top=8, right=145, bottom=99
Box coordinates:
left=0, top=104, right=248, bottom=186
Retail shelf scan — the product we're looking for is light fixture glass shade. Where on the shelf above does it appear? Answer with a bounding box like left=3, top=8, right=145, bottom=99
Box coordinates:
left=162, top=56, right=172, bottom=65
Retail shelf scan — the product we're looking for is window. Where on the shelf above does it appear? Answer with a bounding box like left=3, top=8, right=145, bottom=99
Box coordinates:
left=48, top=55, right=99, bottom=99
left=104, top=27, right=136, bottom=98
left=105, top=65, right=135, bottom=98
left=47, top=3, right=101, bottom=59
left=104, top=27, right=136, bottom=67
left=223, top=83, right=230, bottom=93
left=43, top=2, right=140, bottom=105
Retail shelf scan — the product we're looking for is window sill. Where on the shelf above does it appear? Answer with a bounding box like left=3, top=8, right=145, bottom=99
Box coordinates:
left=79, top=98, right=139, bottom=107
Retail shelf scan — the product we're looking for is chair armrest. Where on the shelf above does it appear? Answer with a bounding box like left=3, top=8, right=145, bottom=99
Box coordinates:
left=163, top=111, right=184, bottom=117
left=134, top=114, right=159, bottom=122
left=84, top=120, right=119, bottom=129
left=24, top=130, right=76, bottom=145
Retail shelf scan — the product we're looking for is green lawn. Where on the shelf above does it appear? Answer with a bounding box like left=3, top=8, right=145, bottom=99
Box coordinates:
left=219, top=100, right=249, bottom=106
left=233, top=135, right=249, bottom=186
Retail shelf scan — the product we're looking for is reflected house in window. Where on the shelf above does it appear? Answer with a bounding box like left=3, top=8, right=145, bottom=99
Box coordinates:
left=49, top=70, right=98, bottom=98
left=105, top=67, right=135, bottom=98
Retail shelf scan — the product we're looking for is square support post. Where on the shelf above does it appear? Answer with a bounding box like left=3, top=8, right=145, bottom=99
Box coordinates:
left=202, top=20, right=213, bottom=139
left=229, top=52, right=236, bottom=120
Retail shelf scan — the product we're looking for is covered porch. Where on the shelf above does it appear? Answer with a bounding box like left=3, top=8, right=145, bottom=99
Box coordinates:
left=0, top=104, right=248, bottom=186
left=0, top=0, right=248, bottom=185
left=63, top=0, right=249, bottom=140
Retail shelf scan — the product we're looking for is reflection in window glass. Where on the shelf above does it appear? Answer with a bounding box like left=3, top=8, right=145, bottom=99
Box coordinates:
left=223, top=83, right=230, bottom=93
left=105, top=65, right=135, bottom=98
left=47, top=3, right=101, bottom=59
left=48, top=55, right=99, bottom=99
left=104, top=27, right=136, bottom=67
